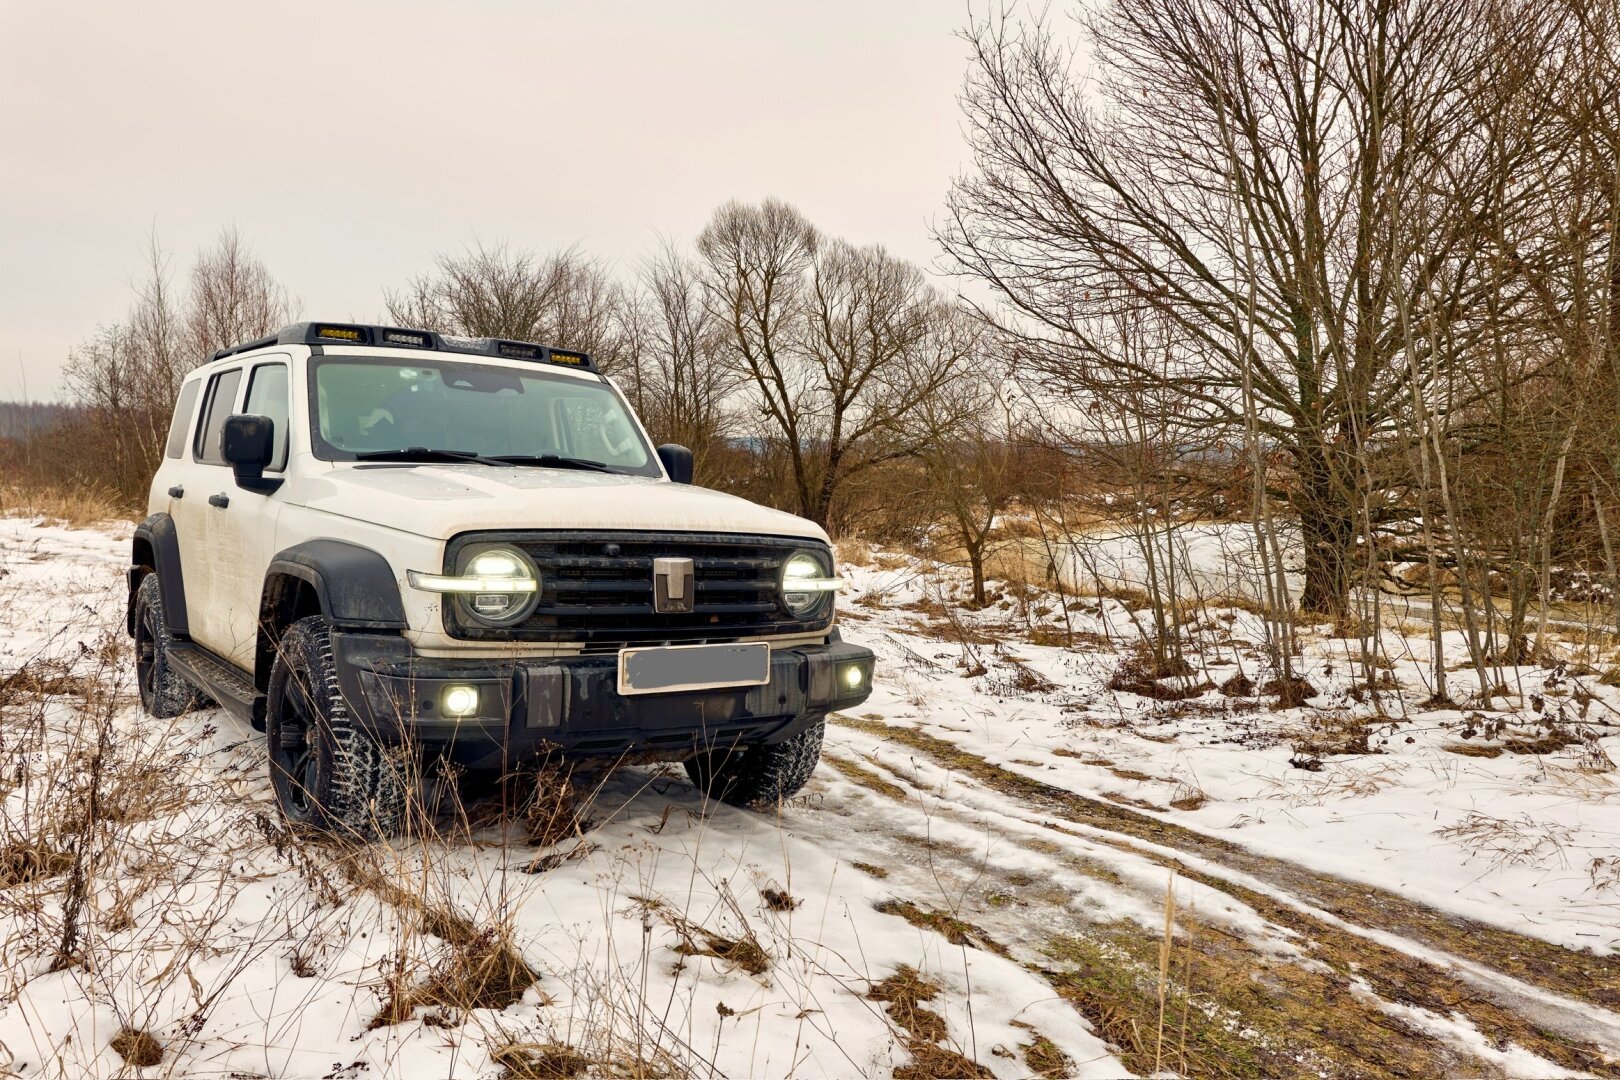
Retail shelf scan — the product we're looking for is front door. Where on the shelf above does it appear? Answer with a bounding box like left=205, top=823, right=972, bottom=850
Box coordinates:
left=209, top=357, right=293, bottom=671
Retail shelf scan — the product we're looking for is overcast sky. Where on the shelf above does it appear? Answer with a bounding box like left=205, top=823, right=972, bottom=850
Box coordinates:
left=0, top=2, right=975, bottom=401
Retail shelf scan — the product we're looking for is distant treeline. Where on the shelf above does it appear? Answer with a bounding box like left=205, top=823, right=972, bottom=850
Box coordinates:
left=0, top=402, right=76, bottom=441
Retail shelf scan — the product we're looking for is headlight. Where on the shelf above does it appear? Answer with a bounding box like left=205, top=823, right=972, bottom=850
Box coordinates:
left=408, top=546, right=540, bottom=626
left=780, top=551, right=840, bottom=617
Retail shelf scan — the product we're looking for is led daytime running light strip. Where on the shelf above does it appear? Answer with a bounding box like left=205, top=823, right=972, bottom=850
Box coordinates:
left=407, top=570, right=539, bottom=594
left=783, top=576, right=844, bottom=592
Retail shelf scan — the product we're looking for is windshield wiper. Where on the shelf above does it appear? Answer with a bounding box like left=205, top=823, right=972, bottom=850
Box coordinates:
left=487, top=453, right=615, bottom=473
left=352, top=448, right=618, bottom=473
left=352, top=448, right=510, bottom=466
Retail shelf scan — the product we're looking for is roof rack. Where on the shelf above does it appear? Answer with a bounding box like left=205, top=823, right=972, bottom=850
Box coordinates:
left=208, top=322, right=597, bottom=372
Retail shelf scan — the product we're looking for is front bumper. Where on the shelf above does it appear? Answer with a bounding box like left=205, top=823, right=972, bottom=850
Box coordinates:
left=328, top=631, right=874, bottom=768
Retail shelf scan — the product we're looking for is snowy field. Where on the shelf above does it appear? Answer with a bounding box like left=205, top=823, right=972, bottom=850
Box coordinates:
left=1, top=515, right=1619, bottom=1078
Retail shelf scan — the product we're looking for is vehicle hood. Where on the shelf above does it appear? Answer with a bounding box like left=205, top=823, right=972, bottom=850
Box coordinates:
left=295, top=464, right=830, bottom=544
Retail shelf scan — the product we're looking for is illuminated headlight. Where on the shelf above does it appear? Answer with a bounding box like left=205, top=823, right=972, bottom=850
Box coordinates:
left=843, top=665, right=864, bottom=689
left=408, top=547, right=540, bottom=626
left=780, top=551, right=840, bottom=616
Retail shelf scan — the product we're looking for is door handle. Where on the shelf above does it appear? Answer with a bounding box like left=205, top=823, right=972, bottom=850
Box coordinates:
left=168, top=485, right=185, bottom=499
left=208, top=493, right=231, bottom=509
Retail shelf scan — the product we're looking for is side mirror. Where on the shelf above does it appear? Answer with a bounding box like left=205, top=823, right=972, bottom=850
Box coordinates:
left=222, top=414, right=283, bottom=494
left=657, top=443, right=694, bottom=485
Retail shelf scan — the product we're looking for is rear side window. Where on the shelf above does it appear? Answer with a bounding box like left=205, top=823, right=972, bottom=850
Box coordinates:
left=194, top=368, right=243, bottom=465
left=244, top=363, right=290, bottom=471
left=164, top=381, right=202, bottom=459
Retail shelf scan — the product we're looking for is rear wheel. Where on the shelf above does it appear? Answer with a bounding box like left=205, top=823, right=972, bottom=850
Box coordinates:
left=266, top=615, right=412, bottom=839
left=132, top=574, right=206, bottom=718
left=685, top=719, right=825, bottom=808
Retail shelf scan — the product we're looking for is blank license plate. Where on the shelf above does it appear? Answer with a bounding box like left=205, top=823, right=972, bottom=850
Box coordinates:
left=617, top=642, right=771, bottom=696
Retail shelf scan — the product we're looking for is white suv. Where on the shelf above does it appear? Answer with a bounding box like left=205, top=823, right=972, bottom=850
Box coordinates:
left=127, top=322, right=874, bottom=836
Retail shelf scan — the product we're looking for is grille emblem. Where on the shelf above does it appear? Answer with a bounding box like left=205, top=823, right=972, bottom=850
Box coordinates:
left=652, top=557, right=695, bottom=614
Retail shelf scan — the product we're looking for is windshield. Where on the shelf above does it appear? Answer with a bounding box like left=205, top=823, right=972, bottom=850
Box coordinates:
left=308, top=356, right=659, bottom=476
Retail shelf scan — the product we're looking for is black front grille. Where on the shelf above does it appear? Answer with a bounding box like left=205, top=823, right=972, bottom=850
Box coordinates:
left=444, top=531, right=834, bottom=644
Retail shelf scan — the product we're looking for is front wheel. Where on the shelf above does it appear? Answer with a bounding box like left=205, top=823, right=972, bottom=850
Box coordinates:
left=266, top=615, right=412, bottom=839
left=685, top=719, right=825, bottom=808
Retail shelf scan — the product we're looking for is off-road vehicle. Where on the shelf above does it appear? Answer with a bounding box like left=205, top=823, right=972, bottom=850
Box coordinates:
left=127, top=322, right=874, bottom=836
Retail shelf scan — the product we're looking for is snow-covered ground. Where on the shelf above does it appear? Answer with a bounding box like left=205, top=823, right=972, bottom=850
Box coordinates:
left=1, top=515, right=1618, bottom=1078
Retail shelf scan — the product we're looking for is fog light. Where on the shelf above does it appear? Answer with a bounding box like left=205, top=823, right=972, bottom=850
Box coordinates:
left=842, top=664, right=865, bottom=690
left=441, top=684, right=480, bottom=718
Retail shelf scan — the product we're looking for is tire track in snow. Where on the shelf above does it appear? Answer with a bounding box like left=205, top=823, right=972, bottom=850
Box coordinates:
left=819, top=719, right=1620, bottom=1076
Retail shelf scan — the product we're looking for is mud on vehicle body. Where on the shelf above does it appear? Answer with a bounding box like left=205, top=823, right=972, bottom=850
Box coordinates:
left=127, top=322, right=874, bottom=836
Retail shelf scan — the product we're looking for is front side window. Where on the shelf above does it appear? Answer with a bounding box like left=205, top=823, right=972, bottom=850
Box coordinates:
left=308, top=357, right=659, bottom=476
left=194, top=368, right=243, bottom=465
left=244, top=362, right=290, bottom=471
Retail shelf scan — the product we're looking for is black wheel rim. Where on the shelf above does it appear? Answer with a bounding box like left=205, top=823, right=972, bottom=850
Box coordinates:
left=135, top=605, right=158, bottom=706
left=273, top=678, right=319, bottom=819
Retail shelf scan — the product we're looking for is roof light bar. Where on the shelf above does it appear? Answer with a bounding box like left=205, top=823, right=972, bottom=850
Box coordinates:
left=207, top=322, right=597, bottom=371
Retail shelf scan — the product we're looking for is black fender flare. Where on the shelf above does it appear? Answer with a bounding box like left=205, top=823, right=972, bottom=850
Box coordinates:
left=131, top=514, right=189, bottom=638
left=264, top=539, right=408, bottom=630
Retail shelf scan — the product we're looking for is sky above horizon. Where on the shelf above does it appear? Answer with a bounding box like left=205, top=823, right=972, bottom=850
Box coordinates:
left=0, top=2, right=976, bottom=401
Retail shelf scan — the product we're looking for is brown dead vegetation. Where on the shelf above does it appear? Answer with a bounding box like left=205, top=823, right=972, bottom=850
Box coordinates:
left=874, top=898, right=1010, bottom=957
left=109, top=1027, right=164, bottom=1068
left=0, top=840, right=74, bottom=888
left=1290, top=711, right=1373, bottom=756
left=490, top=1042, right=594, bottom=1079
left=1108, top=645, right=1213, bottom=701
left=822, top=753, right=910, bottom=802
left=0, top=660, right=93, bottom=707
left=1260, top=675, right=1318, bottom=707
left=868, top=966, right=994, bottom=1080
left=351, top=869, right=540, bottom=1027
left=0, top=485, right=136, bottom=529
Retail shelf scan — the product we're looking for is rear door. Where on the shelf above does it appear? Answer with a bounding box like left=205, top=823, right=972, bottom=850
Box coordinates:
left=174, top=365, right=244, bottom=657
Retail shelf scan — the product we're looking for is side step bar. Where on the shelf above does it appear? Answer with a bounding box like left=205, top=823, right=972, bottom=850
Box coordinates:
left=167, top=642, right=266, bottom=728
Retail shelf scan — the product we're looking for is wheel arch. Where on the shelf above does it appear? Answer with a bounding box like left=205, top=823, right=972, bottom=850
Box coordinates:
left=130, top=514, right=188, bottom=638
left=257, top=539, right=408, bottom=690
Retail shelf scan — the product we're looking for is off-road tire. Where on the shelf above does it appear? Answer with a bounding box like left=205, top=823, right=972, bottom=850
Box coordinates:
left=266, top=615, right=412, bottom=839
left=685, top=718, right=825, bottom=808
left=132, top=574, right=207, bottom=718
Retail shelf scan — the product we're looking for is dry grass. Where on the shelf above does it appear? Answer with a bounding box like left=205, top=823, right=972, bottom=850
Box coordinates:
left=1436, top=812, right=1576, bottom=870
left=821, top=753, right=911, bottom=801
left=109, top=1027, right=164, bottom=1068
left=1108, top=643, right=1211, bottom=701
left=868, top=966, right=994, bottom=1080
left=0, top=484, right=136, bottom=529
left=835, top=537, right=875, bottom=568
left=759, top=886, right=799, bottom=912
left=350, top=864, right=541, bottom=1027
left=1288, top=710, right=1372, bottom=756
left=1168, top=783, right=1209, bottom=811
left=0, top=658, right=94, bottom=707
left=874, top=898, right=1010, bottom=957
left=657, top=885, right=773, bottom=977
left=491, top=1041, right=594, bottom=1079
left=0, top=839, right=74, bottom=888
left=1012, top=1025, right=1074, bottom=1079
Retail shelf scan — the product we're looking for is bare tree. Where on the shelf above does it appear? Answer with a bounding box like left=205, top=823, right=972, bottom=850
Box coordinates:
left=625, top=242, right=738, bottom=477
left=184, top=227, right=294, bottom=362
left=941, top=0, right=1517, bottom=617
left=700, top=199, right=977, bottom=530
left=57, top=231, right=294, bottom=503
left=911, top=362, right=1023, bottom=605
left=385, top=242, right=625, bottom=366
